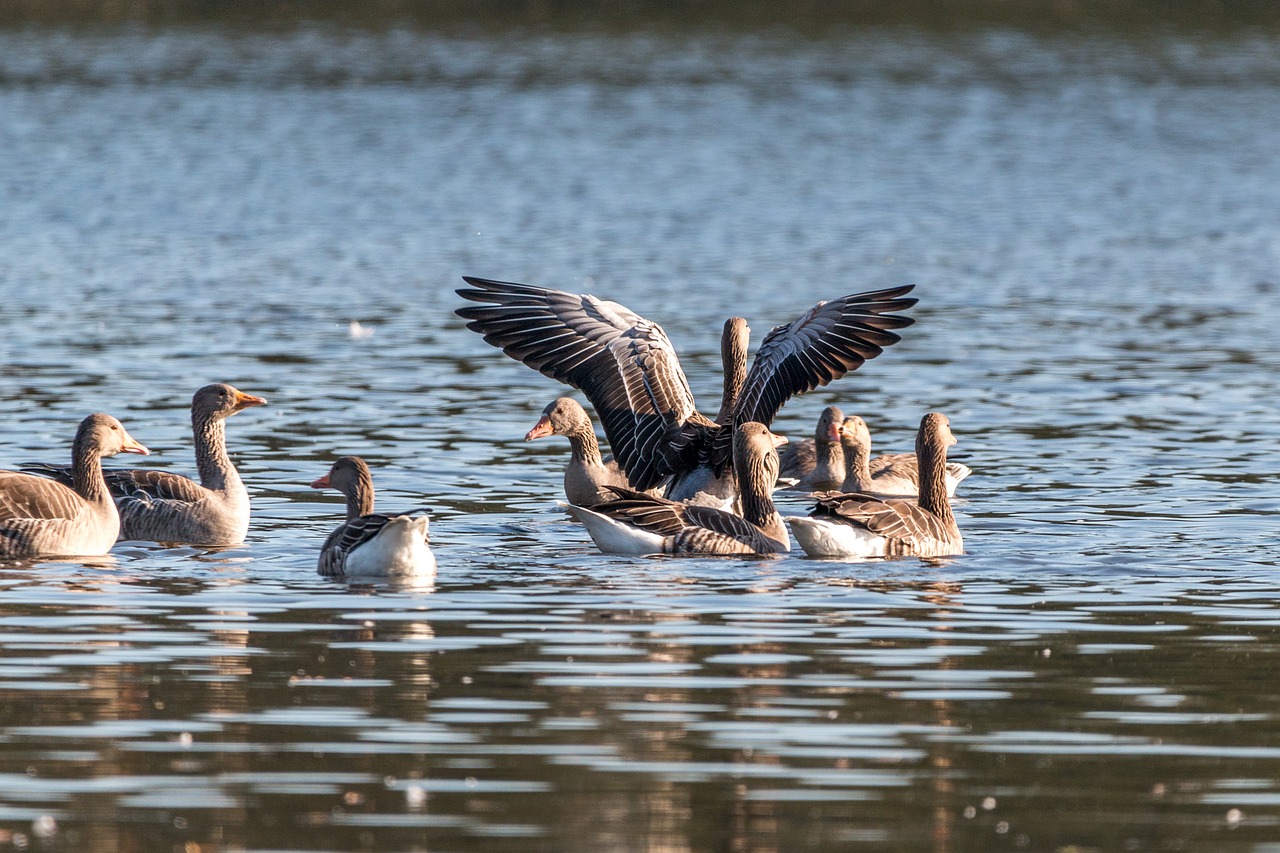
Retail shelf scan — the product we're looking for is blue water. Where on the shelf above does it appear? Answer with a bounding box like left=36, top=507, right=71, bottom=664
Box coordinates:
left=1, top=22, right=1279, bottom=851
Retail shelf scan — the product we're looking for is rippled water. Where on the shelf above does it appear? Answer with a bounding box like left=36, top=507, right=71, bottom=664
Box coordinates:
left=2, top=20, right=1280, bottom=852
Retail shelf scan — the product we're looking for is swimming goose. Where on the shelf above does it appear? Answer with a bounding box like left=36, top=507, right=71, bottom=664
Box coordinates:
left=787, top=412, right=964, bottom=559
left=777, top=405, right=845, bottom=491
left=312, top=456, right=435, bottom=578
left=563, top=422, right=790, bottom=556
left=456, top=276, right=916, bottom=508
left=25, top=383, right=265, bottom=545
left=839, top=415, right=971, bottom=497
left=0, top=414, right=149, bottom=558
left=526, top=397, right=650, bottom=507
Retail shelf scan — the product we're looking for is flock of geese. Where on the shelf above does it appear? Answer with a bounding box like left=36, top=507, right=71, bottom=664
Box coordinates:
left=0, top=276, right=968, bottom=576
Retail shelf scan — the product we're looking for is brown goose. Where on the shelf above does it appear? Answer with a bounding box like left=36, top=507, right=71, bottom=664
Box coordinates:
left=0, top=414, right=149, bottom=558
left=456, top=277, right=915, bottom=508
left=25, top=383, right=265, bottom=545
left=525, top=397, right=641, bottom=507
left=312, top=456, right=434, bottom=577
left=838, top=415, right=971, bottom=497
left=776, top=405, right=846, bottom=491
left=563, top=422, right=790, bottom=556
left=786, top=412, right=963, bottom=559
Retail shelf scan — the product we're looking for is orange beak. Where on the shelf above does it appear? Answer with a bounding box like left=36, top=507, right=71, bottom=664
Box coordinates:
left=234, top=392, right=268, bottom=411
left=771, top=431, right=789, bottom=448
left=310, top=473, right=331, bottom=489
left=525, top=415, right=553, bottom=441
left=823, top=423, right=840, bottom=442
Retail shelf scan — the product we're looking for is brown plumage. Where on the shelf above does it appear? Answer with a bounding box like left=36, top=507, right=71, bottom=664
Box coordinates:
left=525, top=397, right=657, bottom=507
left=0, top=414, right=149, bottom=558
left=777, top=405, right=845, bottom=490
left=24, top=383, right=266, bottom=545
left=456, top=277, right=916, bottom=504
left=787, top=413, right=963, bottom=559
left=838, top=415, right=971, bottom=498
left=563, top=422, right=791, bottom=556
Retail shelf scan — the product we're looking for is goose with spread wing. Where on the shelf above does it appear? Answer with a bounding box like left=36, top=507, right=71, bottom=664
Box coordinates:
left=456, top=276, right=916, bottom=508
left=564, top=422, right=790, bottom=556
left=24, top=383, right=265, bottom=545
left=312, top=456, right=434, bottom=577
left=787, top=412, right=964, bottom=559
left=1, top=414, right=149, bottom=558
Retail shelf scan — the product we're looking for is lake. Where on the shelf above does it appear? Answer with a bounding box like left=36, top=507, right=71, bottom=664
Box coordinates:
left=1, top=10, right=1280, bottom=851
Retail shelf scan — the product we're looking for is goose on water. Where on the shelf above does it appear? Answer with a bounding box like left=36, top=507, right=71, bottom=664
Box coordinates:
left=312, top=456, right=434, bottom=578
left=1, top=414, right=149, bottom=558
left=24, top=383, right=266, bottom=545
left=838, top=415, right=971, bottom=498
left=525, top=396, right=656, bottom=507
left=456, top=276, right=916, bottom=510
left=564, top=422, right=790, bottom=556
left=786, top=412, right=964, bottom=559
left=776, top=404, right=846, bottom=491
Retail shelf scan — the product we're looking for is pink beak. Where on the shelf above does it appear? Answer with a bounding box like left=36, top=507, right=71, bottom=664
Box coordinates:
left=310, top=473, right=331, bottom=489
left=525, top=415, right=554, bottom=441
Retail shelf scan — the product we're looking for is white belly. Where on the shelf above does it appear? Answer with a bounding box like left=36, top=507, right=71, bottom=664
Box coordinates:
left=344, top=517, right=436, bottom=577
left=785, top=516, right=888, bottom=559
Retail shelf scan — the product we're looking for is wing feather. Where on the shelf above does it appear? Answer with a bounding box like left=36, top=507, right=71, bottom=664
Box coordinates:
left=457, top=277, right=700, bottom=489
left=596, top=487, right=776, bottom=554
left=733, top=286, right=917, bottom=429
left=809, top=491, right=951, bottom=554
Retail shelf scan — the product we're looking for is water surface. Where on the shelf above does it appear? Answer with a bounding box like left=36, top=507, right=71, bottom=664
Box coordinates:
left=1, top=20, right=1279, bottom=852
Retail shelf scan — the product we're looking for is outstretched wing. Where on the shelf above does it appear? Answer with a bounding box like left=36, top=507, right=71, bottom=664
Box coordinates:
left=733, top=286, right=917, bottom=427
left=456, top=277, right=701, bottom=490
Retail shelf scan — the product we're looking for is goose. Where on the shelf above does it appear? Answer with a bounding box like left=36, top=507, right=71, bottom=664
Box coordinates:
left=456, top=276, right=915, bottom=510
left=776, top=405, right=845, bottom=491
left=24, top=383, right=266, bottom=545
left=563, top=422, right=790, bottom=556
left=839, top=415, right=971, bottom=497
left=786, top=412, right=963, bottom=559
left=312, top=456, right=434, bottom=577
left=0, top=414, right=149, bottom=558
left=525, top=397, right=651, bottom=507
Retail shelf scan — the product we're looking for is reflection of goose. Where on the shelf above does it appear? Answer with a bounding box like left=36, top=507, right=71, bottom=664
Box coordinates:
left=24, top=383, right=266, bottom=545
left=525, top=397, right=640, bottom=507
left=1, top=414, right=149, bottom=557
left=776, top=405, right=845, bottom=491
left=839, top=415, right=971, bottom=497
left=564, top=423, right=790, bottom=556
left=312, top=456, right=434, bottom=577
left=787, top=413, right=964, bottom=559
left=457, top=276, right=915, bottom=509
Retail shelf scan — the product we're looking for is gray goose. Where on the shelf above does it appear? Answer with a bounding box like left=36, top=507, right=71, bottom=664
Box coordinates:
left=456, top=277, right=916, bottom=510
left=312, top=456, right=434, bottom=577
left=787, top=412, right=964, bottom=559
left=563, top=422, right=790, bottom=556
left=776, top=405, right=846, bottom=491
left=25, top=383, right=265, bottom=545
left=838, top=415, right=971, bottom=498
left=0, top=414, right=149, bottom=558
left=525, top=397, right=645, bottom=507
